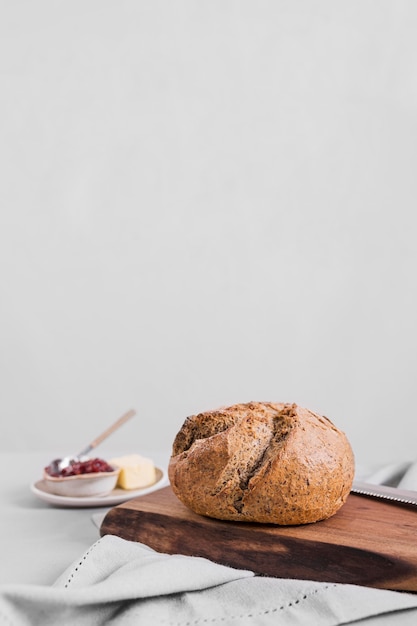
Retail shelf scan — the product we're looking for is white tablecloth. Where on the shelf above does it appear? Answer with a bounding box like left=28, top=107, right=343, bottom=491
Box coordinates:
left=1, top=452, right=417, bottom=625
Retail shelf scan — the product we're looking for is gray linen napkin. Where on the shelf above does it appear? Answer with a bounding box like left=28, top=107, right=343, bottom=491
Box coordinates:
left=362, top=460, right=414, bottom=487
left=1, top=534, right=417, bottom=626
left=397, top=462, right=417, bottom=490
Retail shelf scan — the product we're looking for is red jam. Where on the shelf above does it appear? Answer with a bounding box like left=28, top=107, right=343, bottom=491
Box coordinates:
left=45, top=458, right=115, bottom=477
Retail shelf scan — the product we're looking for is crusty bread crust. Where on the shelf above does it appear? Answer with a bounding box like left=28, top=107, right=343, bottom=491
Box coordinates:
left=168, top=402, right=355, bottom=525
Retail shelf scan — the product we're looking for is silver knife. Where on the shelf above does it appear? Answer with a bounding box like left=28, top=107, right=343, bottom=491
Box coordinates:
left=351, top=480, right=417, bottom=507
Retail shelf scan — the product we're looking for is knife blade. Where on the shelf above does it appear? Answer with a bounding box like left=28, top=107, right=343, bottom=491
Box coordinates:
left=351, top=480, right=417, bottom=507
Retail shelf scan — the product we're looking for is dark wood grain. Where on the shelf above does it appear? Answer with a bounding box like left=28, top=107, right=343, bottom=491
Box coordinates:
left=100, top=486, right=417, bottom=592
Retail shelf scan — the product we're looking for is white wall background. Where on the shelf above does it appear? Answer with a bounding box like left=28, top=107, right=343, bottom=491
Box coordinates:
left=1, top=1, right=416, bottom=469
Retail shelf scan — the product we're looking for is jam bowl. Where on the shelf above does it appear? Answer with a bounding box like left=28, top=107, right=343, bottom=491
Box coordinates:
left=43, top=458, right=120, bottom=498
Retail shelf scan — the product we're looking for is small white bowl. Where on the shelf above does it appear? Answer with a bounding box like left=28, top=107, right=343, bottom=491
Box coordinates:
left=43, top=467, right=120, bottom=498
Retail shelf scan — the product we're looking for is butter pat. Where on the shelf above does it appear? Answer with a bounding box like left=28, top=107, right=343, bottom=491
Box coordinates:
left=110, top=454, right=156, bottom=490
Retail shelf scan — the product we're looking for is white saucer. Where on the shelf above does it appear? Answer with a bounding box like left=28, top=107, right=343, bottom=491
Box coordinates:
left=30, top=467, right=168, bottom=508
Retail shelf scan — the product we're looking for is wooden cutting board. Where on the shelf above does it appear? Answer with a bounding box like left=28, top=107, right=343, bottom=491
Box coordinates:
left=100, top=486, right=417, bottom=592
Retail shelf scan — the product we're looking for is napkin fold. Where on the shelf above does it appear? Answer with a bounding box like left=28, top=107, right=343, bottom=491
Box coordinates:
left=1, top=535, right=417, bottom=626
left=361, top=460, right=413, bottom=487
left=397, top=461, right=417, bottom=490
left=360, top=457, right=417, bottom=492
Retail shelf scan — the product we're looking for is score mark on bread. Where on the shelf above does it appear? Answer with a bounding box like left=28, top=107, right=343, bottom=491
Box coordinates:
left=168, top=402, right=354, bottom=525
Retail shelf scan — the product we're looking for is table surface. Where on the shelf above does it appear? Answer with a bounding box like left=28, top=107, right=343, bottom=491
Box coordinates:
left=2, top=452, right=417, bottom=626
left=0, top=450, right=169, bottom=586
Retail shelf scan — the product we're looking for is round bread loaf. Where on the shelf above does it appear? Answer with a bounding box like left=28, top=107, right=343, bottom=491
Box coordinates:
left=168, top=402, right=355, bottom=525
